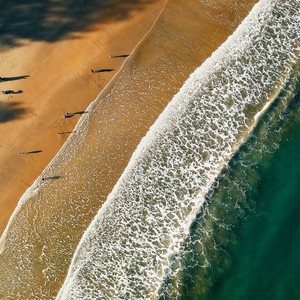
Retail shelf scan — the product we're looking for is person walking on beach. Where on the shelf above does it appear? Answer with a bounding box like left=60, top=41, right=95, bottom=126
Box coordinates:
left=64, top=112, right=75, bottom=118
left=91, top=68, right=114, bottom=73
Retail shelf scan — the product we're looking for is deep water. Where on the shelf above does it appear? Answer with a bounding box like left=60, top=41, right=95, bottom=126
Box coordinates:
left=180, top=85, right=300, bottom=300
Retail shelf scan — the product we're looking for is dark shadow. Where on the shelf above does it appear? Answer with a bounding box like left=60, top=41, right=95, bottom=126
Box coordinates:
left=2, top=90, right=23, bottom=94
left=0, top=0, right=155, bottom=47
left=0, top=76, right=30, bottom=82
left=64, top=111, right=88, bottom=118
left=91, top=69, right=114, bottom=73
left=0, top=101, right=27, bottom=122
left=109, top=54, right=130, bottom=58
left=18, top=150, right=43, bottom=154
left=74, top=111, right=88, bottom=115
left=58, top=130, right=76, bottom=134
left=42, top=175, right=61, bottom=181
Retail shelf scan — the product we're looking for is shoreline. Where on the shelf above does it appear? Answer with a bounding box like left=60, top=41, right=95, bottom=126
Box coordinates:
left=0, top=0, right=259, bottom=299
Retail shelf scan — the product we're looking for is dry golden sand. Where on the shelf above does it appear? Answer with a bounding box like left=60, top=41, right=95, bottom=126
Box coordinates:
left=0, top=0, right=167, bottom=235
left=0, top=0, right=258, bottom=298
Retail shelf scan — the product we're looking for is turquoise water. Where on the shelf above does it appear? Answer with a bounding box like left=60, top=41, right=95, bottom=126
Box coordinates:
left=175, top=84, right=300, bottom=299
left=202, top=92, right=300, bottom=300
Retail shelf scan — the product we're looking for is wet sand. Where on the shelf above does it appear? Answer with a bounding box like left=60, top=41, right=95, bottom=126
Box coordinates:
left=0, top=0, right=258, bottom=299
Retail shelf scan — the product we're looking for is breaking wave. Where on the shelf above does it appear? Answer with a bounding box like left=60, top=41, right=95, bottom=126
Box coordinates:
left=57, top=0, right=300, bottom=299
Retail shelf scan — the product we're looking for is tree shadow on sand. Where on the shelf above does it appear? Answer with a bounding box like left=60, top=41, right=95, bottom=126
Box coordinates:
left=0, top=101, right=27, bottom=122
left=0, top=0, right=155, bottom=47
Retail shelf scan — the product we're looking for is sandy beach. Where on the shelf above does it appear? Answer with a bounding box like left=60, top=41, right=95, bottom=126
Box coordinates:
left=0, top=0, right=167, bottom=234
left=0, top=0, right=258, bottom=299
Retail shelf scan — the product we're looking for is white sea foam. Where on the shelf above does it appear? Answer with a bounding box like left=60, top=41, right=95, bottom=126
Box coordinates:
left=56, top=0, right=299, bottom=299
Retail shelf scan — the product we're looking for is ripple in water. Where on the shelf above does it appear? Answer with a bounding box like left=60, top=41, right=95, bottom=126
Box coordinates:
left=57, top=1, right=300, bottom=299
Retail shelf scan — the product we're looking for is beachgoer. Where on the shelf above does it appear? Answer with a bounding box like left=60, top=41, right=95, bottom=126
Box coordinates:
left=91, top=69, right=114, bottom=73
left=2, top=90, right=13, bottom=94
left=64, top=112, right=75, bottom=118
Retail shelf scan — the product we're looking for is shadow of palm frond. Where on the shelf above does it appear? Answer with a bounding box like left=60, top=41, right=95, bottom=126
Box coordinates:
left=0, top=101, right=27, bottom=122
left=0, top=0, right=154, bottom=47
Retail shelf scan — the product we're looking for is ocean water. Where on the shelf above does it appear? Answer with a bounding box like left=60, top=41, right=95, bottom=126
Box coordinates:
left=160, top=75, right=300, bottom=299
left=203, top=90, right=300, bottom=300
left=212, top=94, right=300, bottom=300
left=56, top=1, right=300, bottom=299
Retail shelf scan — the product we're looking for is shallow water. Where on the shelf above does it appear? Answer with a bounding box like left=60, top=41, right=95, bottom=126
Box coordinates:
left=56, top=1, right=300, bottom=299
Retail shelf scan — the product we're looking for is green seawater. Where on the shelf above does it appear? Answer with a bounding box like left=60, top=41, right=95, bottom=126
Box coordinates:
left=182, top=85, right=300, bottom=299
left=199, top=100, right=300, bottom=300
left=158, top=75, right=300, bottom=299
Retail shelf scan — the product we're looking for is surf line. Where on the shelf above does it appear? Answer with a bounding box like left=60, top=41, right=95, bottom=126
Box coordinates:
left=56, top=1, right=300, bottom=299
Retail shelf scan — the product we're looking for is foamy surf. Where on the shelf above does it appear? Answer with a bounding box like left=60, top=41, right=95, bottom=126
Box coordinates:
left=56, top=0, right=300, bottom=299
